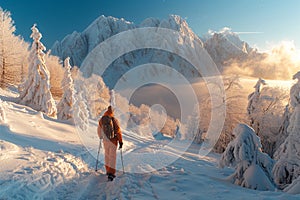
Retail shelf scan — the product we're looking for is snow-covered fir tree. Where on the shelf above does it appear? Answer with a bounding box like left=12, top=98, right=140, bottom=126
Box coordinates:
left=273, top=71, right=300, bottom=190
left=18, top=24, right=56, bottom=117
left=73, top=75, right=90, bottom=130
left=220, top=124, right=275, bottom=191
left=73, top=90, right=89, bottom=131
left=247, top=78, right=266, bottom=134
left=273, top=104, right=300, bottom=189
left=57, top=57, right=74, bottom=121
left=149, top=105, right=168, bottom=136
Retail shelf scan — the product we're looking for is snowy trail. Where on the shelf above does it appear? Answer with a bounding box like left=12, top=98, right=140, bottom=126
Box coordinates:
left=0, top=140, right=89, bottom=199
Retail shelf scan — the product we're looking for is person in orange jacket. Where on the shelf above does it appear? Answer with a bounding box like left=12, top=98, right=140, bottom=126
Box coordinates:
left=98, top=106, right=123, bottom=181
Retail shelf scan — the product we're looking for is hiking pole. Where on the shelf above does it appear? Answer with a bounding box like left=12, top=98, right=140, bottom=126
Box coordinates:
left=120, top=148, right=125, bottom=174
left=95, top=139, right=102, bottom=172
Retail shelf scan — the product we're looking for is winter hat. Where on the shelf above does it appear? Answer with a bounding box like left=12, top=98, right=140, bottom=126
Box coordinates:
left=108, top=106, right=113, bottom=113
left=105, top=106, right=113, bottom=116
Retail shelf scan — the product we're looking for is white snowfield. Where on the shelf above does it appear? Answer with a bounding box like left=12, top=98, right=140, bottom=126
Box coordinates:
left=0, top=89, right=299, bottom=199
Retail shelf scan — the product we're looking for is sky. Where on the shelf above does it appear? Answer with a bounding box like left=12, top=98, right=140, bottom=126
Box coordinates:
left=1, top=0, right=300, bottom=51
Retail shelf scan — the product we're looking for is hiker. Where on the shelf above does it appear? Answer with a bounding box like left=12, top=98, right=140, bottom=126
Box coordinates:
left=98, top=106, right=123, bottom=181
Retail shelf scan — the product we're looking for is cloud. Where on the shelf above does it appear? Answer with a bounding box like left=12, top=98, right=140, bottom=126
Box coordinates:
left=208, top=27, right=263, bottom=36
left=235, top=31, right=264, bottom=35
left=208, top=27, right=232, bottom=36
left=223, top=40, right=300, bottom=80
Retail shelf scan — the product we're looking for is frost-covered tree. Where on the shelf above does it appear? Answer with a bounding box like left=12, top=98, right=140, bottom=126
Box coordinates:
left=73, top=90, right=89, bottom=130
left=126, top=103, right=177, bottom=138
left=272, top=72, right=300, bottom=189
left=184, top=104, right=202, bottom=142
left=160, top=116, right=177, bottom=137
left=81, top=74, right=110, bottom=119
left=0, top=7, right=29, bottom=87
left=18, top=24, right=56, bottom=117
left=57, top=57, right=74, bottom=121
left=203, top=75, right=247, bottom=153
left=247, top=78, right=266, bottom=133
left=214, top=75, right=246, bottom=152
left=45, top=52, right=64, bottom=98
left=220, top=124, right=275, bottom=191
left=273, top=104, right=300, bottom=189
left=247, top=78, right=288, bottom=156
left=72, top=74, right=90, bottom=130
left=255, top=87, right=287, bottom=156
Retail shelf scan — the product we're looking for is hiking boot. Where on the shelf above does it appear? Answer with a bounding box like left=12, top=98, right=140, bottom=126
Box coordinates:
left=108, top=174, right=115, bottom=181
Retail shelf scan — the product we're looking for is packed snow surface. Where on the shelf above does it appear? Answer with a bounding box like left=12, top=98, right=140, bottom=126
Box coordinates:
left=0, top=88, right=299, bottom=199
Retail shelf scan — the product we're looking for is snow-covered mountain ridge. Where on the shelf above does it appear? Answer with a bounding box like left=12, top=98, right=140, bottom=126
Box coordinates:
left=203, top=27, right=258, bottom=69
left=51, top=15, right=202, bottom=67
left=51, top=15, right=257, bottom=88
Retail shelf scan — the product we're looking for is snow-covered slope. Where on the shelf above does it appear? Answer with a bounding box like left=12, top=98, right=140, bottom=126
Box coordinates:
left=1, top=87, right=300, bottom=199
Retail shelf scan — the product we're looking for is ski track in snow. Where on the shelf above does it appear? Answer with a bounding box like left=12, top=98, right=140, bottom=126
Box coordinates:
left=1, top=90, right=300, bottom=199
